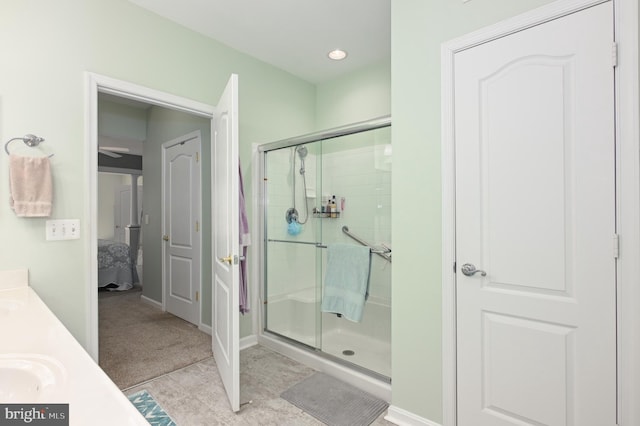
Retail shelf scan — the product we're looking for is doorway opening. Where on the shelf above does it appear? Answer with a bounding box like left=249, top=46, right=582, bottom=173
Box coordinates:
left=87, top=74, right=216, bottom=391
left=87, top=72, right=241, bottom=411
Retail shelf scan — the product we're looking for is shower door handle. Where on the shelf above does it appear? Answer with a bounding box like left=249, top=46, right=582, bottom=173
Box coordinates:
left=460, top=263, right=487, bottom=277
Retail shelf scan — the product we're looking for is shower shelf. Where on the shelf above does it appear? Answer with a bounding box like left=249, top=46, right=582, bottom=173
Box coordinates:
left=312, top=212, right=341, bottom=219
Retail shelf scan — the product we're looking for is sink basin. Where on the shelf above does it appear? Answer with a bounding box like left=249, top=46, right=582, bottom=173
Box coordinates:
left=0, top=354, right=66, bottom=402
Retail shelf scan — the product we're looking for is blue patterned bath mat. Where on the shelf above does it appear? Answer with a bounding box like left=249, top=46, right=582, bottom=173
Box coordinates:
left=128, top=389, right=177, bottom=426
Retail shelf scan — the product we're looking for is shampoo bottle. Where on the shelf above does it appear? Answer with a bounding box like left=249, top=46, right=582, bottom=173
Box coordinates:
left=330, top=195, right=337, bottom=218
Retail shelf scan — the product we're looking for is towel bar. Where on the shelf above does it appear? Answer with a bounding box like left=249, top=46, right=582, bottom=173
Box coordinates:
left=4, top=134, right=53, bottom=157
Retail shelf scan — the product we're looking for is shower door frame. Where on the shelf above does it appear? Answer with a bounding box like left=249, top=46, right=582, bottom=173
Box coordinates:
left=256, top=115, right=392, bottom=383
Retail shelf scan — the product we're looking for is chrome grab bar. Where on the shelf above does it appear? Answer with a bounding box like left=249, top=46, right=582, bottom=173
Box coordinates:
left=341, top=226, right=391, bottom=262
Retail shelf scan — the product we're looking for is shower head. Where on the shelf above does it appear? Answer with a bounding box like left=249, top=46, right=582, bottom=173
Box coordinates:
left=296, top=145, right=308, bottom=175
left=296, top=145, right=308, bottom=159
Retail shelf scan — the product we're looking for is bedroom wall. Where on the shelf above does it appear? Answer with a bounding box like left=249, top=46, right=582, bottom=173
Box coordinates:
left=0, top=0, right=316, bottom=345
left=98, top=99, right=148, bottom=142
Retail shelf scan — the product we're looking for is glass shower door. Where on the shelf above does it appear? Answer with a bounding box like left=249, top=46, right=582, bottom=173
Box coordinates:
left=317, top=127, right=392, bottom=378
left=263, top=142, right=322, bottom=349
left=262, top=120, right=392, bottom=380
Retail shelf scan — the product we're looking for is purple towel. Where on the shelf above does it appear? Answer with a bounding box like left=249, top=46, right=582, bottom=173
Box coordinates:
left=239, top=162, right=251, bottom=314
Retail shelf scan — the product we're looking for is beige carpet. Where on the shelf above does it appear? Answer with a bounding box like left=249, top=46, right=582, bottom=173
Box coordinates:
left=99, top=287, right=212, bottom=389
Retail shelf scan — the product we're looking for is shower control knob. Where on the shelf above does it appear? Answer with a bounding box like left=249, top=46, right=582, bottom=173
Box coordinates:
left=461, top=263, right=487, bottom=277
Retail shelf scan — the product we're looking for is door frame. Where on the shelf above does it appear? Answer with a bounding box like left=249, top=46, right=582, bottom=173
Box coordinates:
left=441, top=0, right=640, bottom=425
left=85, top=72, right=215, bottom=361
left=161, top=131, right=202, bottom=323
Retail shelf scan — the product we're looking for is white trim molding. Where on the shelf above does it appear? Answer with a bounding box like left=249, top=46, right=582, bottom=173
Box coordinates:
left=441, top=0, right=638, bottom=425
left=613, top=0, right=640, bottom=423
left=199, top=324, right=213, bottom=336
left=139, top=294, right=163, bottom=310
left=385, top=405, right=442, bottom=426
left=239, top=335, right=258, bottom=350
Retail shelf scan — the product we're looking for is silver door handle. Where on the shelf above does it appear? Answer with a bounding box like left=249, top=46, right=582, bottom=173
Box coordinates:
left=461, top=263, right=487, bottom=277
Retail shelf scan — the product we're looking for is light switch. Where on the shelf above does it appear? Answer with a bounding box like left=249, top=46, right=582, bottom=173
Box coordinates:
left=46, top=219, right=80, bottom=241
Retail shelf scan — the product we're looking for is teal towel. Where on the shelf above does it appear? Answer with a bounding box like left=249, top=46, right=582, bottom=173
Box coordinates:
left=321, top=243, right=372, bottom=322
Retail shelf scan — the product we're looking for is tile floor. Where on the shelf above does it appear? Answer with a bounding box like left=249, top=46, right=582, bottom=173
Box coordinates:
left=125, top=345, right=393, bottom=425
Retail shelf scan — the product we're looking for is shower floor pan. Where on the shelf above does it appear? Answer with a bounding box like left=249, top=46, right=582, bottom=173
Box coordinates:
left=266, top=290, right=391, bottom=378
left=321, top=328, right=391, bottom=378
left=265, top=326, right=391, bottom=379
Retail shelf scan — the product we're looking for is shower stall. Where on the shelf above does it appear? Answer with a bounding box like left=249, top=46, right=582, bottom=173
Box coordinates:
left=258, top=116, right=392, bottom=387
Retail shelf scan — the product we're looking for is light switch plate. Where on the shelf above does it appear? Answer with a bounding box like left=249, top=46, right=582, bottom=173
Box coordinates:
left=46, top=219, right=80, bottom=241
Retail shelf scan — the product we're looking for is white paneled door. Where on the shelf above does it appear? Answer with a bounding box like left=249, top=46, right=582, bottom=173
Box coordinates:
left=454, top=3, right=616, bottom=425
left=163, top=131, right=202, bottom=326
left=212, top=74, right=240, bottom=412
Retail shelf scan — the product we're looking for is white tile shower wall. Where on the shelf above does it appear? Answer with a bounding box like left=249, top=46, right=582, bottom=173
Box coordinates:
left=266, top=149, right=318, bottom=241
left=265, top=149, right=318, bottom=299
left=321, top=145, right=392, bottom=302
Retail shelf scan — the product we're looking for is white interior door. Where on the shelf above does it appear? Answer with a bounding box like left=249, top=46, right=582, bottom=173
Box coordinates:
left=454, top=3, right=616, bottom=425
left=163, top=131, right=202, bottom=325
left=212, top=74, right=240, bottom=412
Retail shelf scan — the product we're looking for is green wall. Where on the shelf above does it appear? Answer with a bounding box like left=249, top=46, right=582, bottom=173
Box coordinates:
left=391, top=0, right=554, bottom=422
left=315, top=59, right=391, bottom=129
left=0, top=0, right=315, bottom=344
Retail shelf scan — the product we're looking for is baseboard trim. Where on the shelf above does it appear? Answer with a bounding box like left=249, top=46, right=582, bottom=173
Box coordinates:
left=385, top=405, right=441, bottom=426
left=140, top=294, right=162, bottom=310
left=199, top=324, right=212, bottom=335
left=240, top=335, right=258, bottom=350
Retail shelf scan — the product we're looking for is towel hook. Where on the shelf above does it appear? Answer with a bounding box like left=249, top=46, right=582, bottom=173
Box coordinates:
left=4, top=134, right=52, bottom=157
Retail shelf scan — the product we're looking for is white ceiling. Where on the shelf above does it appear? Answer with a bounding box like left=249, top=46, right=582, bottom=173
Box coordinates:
left=128, top=0, right=390, bottom=84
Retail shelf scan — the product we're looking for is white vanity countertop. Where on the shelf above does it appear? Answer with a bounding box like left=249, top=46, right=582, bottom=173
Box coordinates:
left=0, top=270, right=148, bottom=426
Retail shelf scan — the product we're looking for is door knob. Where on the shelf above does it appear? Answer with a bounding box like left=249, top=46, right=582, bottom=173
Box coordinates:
left=461, top=263, right=487, bottom=277
left=162, top=235, right=169, bottom=241
left=219, top=255, right=234, bottom=265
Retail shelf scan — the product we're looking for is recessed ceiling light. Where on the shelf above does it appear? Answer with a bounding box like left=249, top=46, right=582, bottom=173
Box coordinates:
left=327, top=49, right=348, bottom=61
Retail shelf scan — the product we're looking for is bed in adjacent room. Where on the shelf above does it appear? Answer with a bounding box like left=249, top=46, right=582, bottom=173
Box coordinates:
left=98, top=239, right=138, bottom=291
